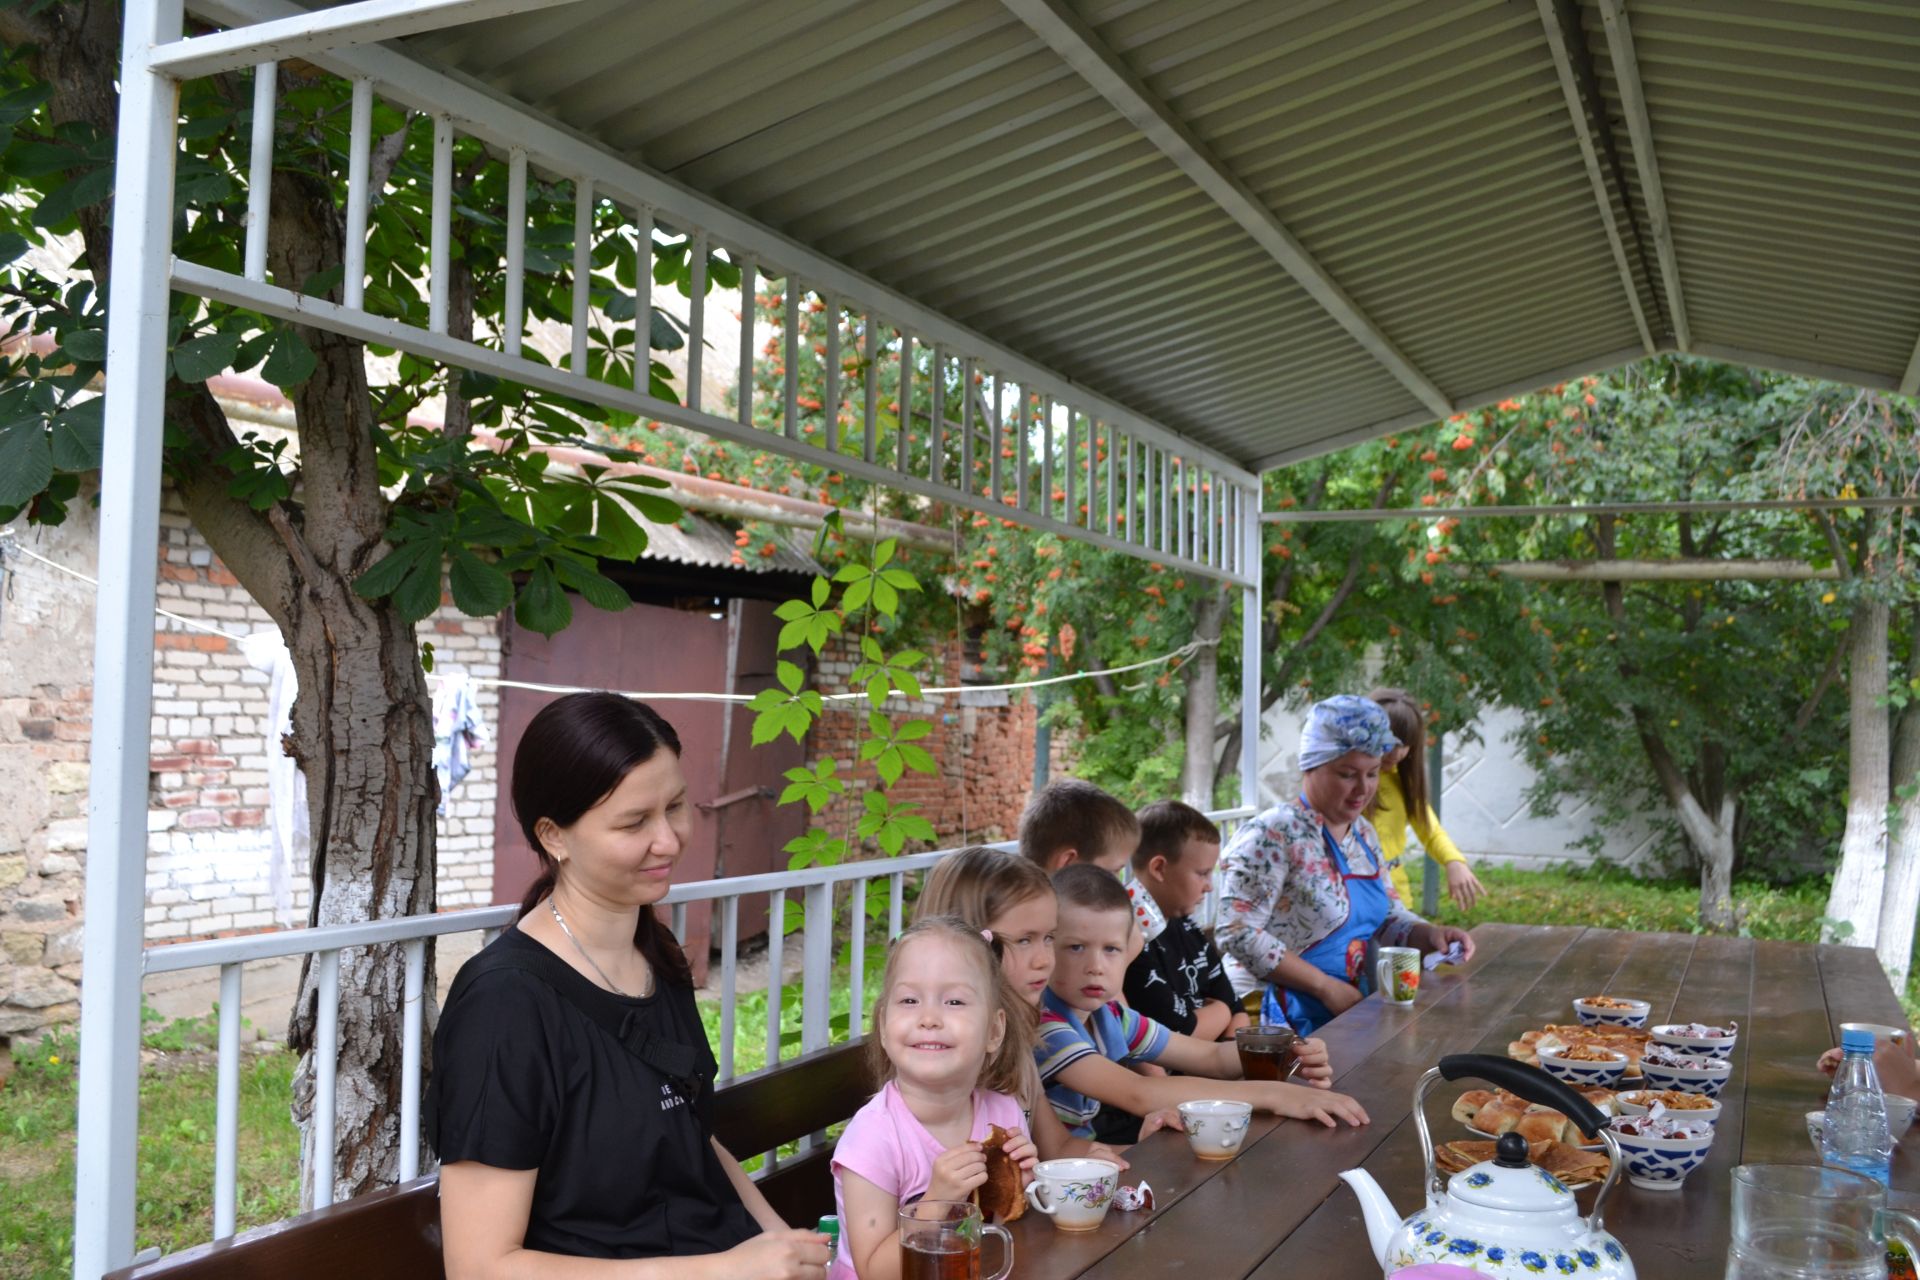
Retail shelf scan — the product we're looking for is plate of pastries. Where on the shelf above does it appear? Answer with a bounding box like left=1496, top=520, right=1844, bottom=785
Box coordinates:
left=1508, top=1024, right=1651, bottom=1079
left=1435, top=1138, right=1611, bottom=1187
left=1452, top=1086, right=1617, bottom=1151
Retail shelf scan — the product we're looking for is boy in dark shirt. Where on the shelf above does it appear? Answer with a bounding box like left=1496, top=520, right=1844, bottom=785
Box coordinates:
left=1121, top=802, right=1248, bottom=1044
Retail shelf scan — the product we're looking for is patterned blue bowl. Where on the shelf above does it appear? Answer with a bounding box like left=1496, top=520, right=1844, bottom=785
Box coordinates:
left=1537, top=1046, right=1629, bottom=1089
left=1613, top=1126, right=1715, bottom=1190
left=1572, top=996, right=1651, bottom=1028
left=1639, top=1053, right=1732, bottom=1099
left=1649, top=1022, right=1738, bottom=1062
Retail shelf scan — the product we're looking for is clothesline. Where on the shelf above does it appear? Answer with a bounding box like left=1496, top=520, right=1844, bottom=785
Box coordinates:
left=0, top=528, right=1217, bottom=705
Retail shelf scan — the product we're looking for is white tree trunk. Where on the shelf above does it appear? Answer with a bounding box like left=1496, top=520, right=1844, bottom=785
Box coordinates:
left=1676, top=792, right=1739, bottom=933
left=1875, top=612, right=1920, bottom=985
left=1181, top=589, right=1226, bottom=808
left=1826, top=598, right=1892, bottom=946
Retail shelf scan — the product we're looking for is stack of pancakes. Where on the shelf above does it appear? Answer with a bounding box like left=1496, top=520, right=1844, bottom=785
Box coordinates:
left=1509, top=1024, right=1652, bottom=1079
left=1452, top=1087, right=1615, bottom=1146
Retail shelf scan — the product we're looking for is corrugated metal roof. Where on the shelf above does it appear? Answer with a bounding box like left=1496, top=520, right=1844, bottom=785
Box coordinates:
left=398, top=0, right=1920, bottom=472
left=642, top=510, right=823, bottom=577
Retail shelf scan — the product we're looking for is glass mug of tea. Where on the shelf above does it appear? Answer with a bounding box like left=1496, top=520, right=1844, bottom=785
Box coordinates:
left=899, top=1199, right=1013, bottom=1280
left=1235, top=1023, right=1302, bottom=1081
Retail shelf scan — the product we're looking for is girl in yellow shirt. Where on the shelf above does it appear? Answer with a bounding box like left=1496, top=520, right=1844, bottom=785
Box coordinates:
left=1368, top=688, right=1486, bottom=912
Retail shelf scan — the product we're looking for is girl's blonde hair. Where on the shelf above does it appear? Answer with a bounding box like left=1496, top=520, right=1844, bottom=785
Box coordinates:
left=910, top=848, right=1055, bottom=1108
left=1367, top=687, right=1429, bottom=822
left=915, top=845, right=1052, bottom=933
left=868, top=915, right=1034, bottom=1099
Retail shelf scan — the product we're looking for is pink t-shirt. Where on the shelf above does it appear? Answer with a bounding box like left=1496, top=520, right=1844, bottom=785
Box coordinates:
left=828, top=1081, right=1028, bottom=1279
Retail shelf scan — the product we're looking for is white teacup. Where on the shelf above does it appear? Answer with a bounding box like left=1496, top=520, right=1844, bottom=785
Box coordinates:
left=1177, top=1099, right=1254, bottom=1160
left=1023, top=1158, right=1120, bottom=1231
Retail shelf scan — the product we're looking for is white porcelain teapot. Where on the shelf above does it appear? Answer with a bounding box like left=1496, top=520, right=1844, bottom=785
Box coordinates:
left=1340, top=1054, right=1635, bottom=1280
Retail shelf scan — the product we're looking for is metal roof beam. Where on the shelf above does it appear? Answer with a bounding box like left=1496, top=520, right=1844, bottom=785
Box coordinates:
left=1597, top=0, right=1691, bottom=352
left=1000, top=0, right=1453, bottom=420
left=150, top=0, right=585, bottom=80
left=1263, top=495, right=1920, bottom=524
left=1534, top=0, right=1656, bottom=354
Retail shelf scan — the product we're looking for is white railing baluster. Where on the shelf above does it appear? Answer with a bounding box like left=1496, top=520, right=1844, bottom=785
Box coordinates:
left=863, top=317, right=880, bottom=464
left=1207, top=470, right=1218, bottom=568
left=1085, top=415, right=1097, bottom=530
left=1176, top=456, right=1189, bottom=561
left=634, top=208, right=652, bottom=378
left=1016, top=388, right=1030, bottom=512
left=1125, top=436, right=1137, bottom=544
left=686, top=231, right=706, bottom=413
left=212, top=962, right=242, bottom=1239
left=313, top=948, right=341, bottom=1208
left=428, top=116, right=452, bottom=334
left=718, top=896, right=739, bottom=1083
left=889, top=873, right=905, bottom=940
left=823, top=295, right=840, bottom=453
left=896, top=331, right=913, bottom=473
left=571, top=178, right=592, bottom=375
left=244, top=63, right=276, bottom=283
left=849, top=877, right=868, bottom=1043
left=928, top=345, right=944, bottom=486
left=343, top=78, right=372, bottom=310
left=399, top=938, right=424, bottom=1181
left=737, top=258, right=756, bottom=427
left=671, top=901, right=687, bottom=944
left=503, top=149, right=526, bottom=357
left=1106, top=426, right=1118, bottom=538
left=1062, top=406, right=1074, bottom=524
left=784, top=278, right=800, bottom=441
left=766, top=889, right=785, bottom=1069
left=801, top=881, right=832, bottom=1054
left=960, top=359, right=975, bottom=493
left=1160, top=450, right=1173, bottom=555
left=990, top=378, right=1005, bottom=502
left=1041, top=397, right=1054, bottom=520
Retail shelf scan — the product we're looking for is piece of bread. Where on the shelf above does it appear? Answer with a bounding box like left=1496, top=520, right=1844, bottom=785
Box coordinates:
left=1474, top=1096, right=1532, bottom=1137
left=1452, top=1089, right=1496, bottom=1126
left=1514, top=1109, right=1572, bottom=1145
left=972, top=1124, right=1025, bottom=1224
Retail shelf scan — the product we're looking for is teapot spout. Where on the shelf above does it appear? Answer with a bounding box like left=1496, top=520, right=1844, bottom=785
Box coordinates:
left=1339, top=1168, right=1397, bottom=1269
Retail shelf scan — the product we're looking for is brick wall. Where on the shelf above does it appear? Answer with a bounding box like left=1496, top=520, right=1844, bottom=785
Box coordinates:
left=804, top=631, right=1040, bottom=854
left=1, top=490, right=503, bottom=1040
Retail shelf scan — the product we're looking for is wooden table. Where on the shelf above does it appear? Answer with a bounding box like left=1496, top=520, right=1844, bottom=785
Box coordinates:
left=1006, top=924, right=1916, bottom=1279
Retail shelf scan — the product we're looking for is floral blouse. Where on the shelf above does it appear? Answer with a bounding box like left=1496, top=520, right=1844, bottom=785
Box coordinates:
left=1216, top=798, right=1425, bottom=998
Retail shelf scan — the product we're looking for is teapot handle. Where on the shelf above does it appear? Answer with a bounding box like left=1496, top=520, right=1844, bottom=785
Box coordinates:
left=1437, top=1054, right=1610, bottom=1138
left=1412, top=1056, right=1624, bottom=1236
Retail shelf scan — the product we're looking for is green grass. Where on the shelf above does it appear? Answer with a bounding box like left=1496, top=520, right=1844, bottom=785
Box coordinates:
left=0, top=1029, right=301, bottom=1280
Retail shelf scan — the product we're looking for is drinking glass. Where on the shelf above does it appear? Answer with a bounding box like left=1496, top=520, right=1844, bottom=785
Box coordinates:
left=899, top=1199, right=1012, bottom=1280
left=1235, top=1023, right=1301, bottom=1081
left=1725, top=1164, right=1920, bottom=1279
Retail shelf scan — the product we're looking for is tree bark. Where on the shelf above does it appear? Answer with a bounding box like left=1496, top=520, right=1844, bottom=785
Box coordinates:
left=1181, top=587, right=1227, bottom=807
left=1876, top=606, right=1920, bottom=984
left=1825, top=596, right=1891, bottom=946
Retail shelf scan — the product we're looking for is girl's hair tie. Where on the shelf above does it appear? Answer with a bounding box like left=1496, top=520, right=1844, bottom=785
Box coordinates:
left=980, top=928, right=995, bottom=945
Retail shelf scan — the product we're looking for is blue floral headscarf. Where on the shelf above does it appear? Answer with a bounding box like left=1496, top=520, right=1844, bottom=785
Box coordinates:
left=1298, top=695, right=1400, bottom=771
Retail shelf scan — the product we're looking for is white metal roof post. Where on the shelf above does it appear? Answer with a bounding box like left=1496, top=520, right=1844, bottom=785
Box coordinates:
left=72, top=0, right=184, bottom=1276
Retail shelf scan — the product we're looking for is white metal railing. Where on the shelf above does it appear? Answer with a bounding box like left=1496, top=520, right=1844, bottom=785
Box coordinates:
left=141, top=808, right=1253, bottom=1245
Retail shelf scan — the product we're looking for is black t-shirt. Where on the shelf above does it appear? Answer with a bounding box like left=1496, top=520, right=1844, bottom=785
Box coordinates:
left=427, top=928, right=758, bottom=1260
left=1092, top=913, right=1243, bottom=1146
left=1123, top=912, right=1239, bottom=1037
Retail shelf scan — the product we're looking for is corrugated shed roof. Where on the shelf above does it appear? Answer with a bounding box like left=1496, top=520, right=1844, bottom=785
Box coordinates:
left=642, top=510, right=823, bottom=577
left=398, top=0, right=1920, bottom=472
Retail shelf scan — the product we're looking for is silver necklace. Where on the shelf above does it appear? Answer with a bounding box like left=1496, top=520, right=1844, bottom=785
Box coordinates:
left=550, top=899, right=651, bottom=997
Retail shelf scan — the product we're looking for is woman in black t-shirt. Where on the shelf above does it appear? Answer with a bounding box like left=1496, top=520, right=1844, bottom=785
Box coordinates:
left=431, top=693, right=829, bottom=1280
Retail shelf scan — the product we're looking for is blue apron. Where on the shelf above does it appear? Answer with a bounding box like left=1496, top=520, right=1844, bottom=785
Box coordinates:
left=1261, top=814, right=1393, bottom=1036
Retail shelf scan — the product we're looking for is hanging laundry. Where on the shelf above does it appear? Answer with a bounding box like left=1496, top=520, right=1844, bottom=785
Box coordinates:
left=431, top=669, right=491, bottom=813
left=238, top=627, right=305, bottom=928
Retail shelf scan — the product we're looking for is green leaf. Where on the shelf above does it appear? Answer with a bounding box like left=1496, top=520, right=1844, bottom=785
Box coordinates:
left=515, top=561, right=572, bottom=636
left=48, top=399, right=103, bottom=470
left=59, top=329, right=106, bottom=364
left=0, top=232, right=29, bottom=268
left=392, top=553, right=444, bottom=623
left=552, top=557, right=632, bottom=614
left=447, top=548, right=513, bottom=617
left=172, top=332, right=242, bottom=383
left=261, top=328, right=317, bottom=389
left=352, top=539, right=435, bottom=601
left=777, top=660, right=804, bottom=693
left=811, top=576, right=831, bottom=607
left=873, top=538, right=896, bottom=569
left=0, top=421, right=52, bottom=508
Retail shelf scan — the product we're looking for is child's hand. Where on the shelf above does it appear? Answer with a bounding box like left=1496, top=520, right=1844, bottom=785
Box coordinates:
left=927, top=1142, right=988, bottom=1202
left=1292, top=1037, right=1335, bottom=1089
left=1002, top=1130, right=1040, bottom=1174
left=1134, top=1061, right=1170, bottom=1078
left=1268, top=1082, right=1369, bottom=1128
left=1136, top=1108, right=1184, bottom=1139
left=1081, top=1140, right=1132, bottom=1169
left=1818, top=1046, right=1842, bottom=1076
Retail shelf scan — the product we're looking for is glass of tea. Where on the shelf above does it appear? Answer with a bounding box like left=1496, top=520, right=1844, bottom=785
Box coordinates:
left=1235, top=1023, right=1301, bottom=1082
left=899, top=1199, right=1013, bottom=1280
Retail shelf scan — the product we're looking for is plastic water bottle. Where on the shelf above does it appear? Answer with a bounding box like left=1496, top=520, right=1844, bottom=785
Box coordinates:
left=1821, top=1027, right=1894, bottom=1186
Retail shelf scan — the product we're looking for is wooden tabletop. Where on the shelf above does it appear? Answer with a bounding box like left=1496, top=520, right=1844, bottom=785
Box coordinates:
left=1005, top=924, right=1917, bottom=1279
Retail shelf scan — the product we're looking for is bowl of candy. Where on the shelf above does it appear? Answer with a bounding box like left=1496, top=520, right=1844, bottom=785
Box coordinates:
left=1616, top=1088, right=1722, bottom=1128
left=1639, top=1050, right=1732, bottom=1099
left=1572, top=995, right=1651, bottom=1028
left=1612, top=1112, right=1716, bottom=1190
left=1649, top=1021, right=1739, bottom=1062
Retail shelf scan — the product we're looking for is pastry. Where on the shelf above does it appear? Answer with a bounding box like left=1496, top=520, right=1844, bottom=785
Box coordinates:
left=972, top=1124, right=1025, bottom=1223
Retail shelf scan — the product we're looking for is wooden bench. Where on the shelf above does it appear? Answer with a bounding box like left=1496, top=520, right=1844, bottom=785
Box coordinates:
left=104, top=1038, right=873, bottom=1280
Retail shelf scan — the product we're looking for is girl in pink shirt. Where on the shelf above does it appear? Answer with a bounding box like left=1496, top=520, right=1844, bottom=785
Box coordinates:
left=830, top=917, right=1039, bottom=1280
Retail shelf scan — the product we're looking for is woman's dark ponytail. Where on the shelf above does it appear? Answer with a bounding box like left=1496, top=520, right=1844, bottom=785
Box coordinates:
left=510, top=692, right=693, bottom=989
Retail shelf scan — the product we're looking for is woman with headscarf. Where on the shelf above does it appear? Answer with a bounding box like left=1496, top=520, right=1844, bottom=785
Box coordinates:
left=1215, top=695, right=1476, bottom=1036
